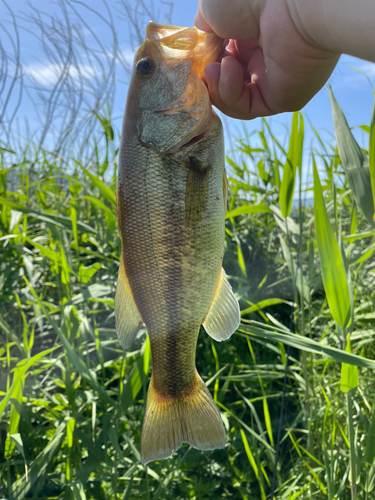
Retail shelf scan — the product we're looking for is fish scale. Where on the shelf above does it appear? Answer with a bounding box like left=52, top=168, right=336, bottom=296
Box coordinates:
left=115, top=22, right=240, bottom=464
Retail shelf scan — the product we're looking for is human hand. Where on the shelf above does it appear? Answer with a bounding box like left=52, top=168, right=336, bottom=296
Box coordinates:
left=194, top=0, right=340, bottom=119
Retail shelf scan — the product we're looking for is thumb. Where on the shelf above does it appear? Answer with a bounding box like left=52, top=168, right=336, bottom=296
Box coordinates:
left=194, top=6, right=213, bottom=32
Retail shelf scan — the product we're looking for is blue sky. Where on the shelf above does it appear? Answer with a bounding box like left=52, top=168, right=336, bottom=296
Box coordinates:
left=1, top=0, right=374, bottom=157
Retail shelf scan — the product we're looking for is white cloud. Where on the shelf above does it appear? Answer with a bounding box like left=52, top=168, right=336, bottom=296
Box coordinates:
left=328, top=56, right=375, bottom=90
left=24, top=63, right=96, bottom=86
left=118, top=46, right=135, bottom=66
left=350, top=61, right=375, bottom=77
left=341, top=57, right=375, bottom=82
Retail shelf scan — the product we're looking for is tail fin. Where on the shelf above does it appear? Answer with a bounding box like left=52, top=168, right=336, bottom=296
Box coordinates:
left=141, top=372, right=225, bottom=464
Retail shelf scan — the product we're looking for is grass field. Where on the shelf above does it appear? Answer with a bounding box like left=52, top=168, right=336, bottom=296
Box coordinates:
left=1, top=59, right=375, bottom=500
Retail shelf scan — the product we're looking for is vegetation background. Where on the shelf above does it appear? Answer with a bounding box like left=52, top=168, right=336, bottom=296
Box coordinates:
left=1, top=1, right=375, bottom=499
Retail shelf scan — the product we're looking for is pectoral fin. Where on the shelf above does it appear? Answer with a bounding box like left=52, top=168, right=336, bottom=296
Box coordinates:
left=115, top=259, right=143, bottom=349
left=202, top=268, right=240, bottom=341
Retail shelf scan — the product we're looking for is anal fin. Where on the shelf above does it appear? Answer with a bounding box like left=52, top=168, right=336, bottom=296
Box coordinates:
left=115, top=259, right=143, bottom=349
left=202, top=268, right=240, bottom=341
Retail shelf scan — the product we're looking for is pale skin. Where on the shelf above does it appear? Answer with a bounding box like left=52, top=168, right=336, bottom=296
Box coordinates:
left=194, top=0, right=375, bottom=119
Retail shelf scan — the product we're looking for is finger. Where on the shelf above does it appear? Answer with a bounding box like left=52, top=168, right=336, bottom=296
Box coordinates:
left=204, top=56, right=275, bottom=119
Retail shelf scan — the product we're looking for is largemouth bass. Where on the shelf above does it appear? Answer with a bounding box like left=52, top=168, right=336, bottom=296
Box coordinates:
left=116, top=22, right=240, bottom=465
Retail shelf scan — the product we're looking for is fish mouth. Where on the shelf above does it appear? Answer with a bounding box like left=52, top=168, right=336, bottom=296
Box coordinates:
left=145, top=22, right=226, bottom=79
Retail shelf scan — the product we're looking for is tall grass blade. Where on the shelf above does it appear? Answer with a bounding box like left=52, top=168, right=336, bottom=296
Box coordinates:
left=329, top=87, right=375, bottom=226
left=365, top=405, right=375, bottom=466
left=239, top=323, right=375, bottom=369
left=81, top=167, right=116, bottom=205
left=217, top=401, right=275, bottom=453
left=347, top=391, right=358, bottom=498
left=280, top=112, right=304, bottom=217
left=263, top=397, right=274, bottom=447
left=10, top=434, right=28, bottom=482
left=340, top=334, right=359, bottom=392
left=226, top=203, right=272, bottom=218
left=241, top=298, right=294, bottom=316
left=313, top=157, right=350, bottom=327
left=370, top=97, right=375, bottom=218
left=279, top=235, right=309, bottom=303
left=78, top=262, right=102, bottom=284
left=240, top=429, right=266, bottom=500
left=4, top=378, right=23, bottom=458
left=71, top=482, right=87, bottom=500
left=365, top=405, right=375, bottom=492
left=67, top=417, right=75, bottom=448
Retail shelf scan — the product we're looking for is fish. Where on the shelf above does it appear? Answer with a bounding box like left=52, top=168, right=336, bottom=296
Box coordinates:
left=116, top=21, right=240, bottom=465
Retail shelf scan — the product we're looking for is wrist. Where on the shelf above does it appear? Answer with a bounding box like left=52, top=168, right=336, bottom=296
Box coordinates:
left=285, top=0, right=338, bottom=54
left=286, top=0, right=375, bottom=63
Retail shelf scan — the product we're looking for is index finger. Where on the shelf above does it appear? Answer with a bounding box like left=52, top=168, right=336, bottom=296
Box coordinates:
left=204, top=56, right=276, bottom=119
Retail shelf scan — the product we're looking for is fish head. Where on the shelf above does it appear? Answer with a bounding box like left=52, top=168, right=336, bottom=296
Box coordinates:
left=129, top=22, right=226, bottom=153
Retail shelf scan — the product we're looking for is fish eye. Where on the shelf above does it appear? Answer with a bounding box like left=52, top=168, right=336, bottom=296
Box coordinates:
left=136, top=58, right=155, bottom=77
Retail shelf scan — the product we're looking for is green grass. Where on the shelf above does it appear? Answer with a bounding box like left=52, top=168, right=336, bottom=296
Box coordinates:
left=1, top=91, right=375, bottom=500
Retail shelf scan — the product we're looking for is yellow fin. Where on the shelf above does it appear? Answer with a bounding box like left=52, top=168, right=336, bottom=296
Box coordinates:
left=141, top=372, right=225, bottom=464
left=115, top=259, right=143, bottom=349
left=202, top=268, right=240, bottom=341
